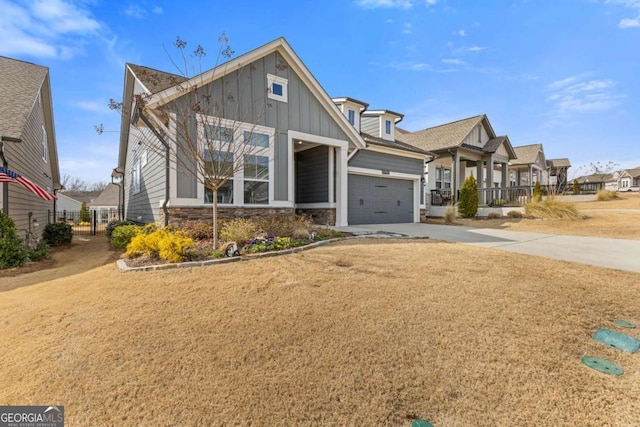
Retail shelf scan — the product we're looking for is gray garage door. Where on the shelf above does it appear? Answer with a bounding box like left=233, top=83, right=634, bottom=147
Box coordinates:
left=348, top=174, right=414, bottom=224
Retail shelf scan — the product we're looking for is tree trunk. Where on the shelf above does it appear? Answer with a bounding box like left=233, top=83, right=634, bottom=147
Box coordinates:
left=213, top=189, right=218, bottom=249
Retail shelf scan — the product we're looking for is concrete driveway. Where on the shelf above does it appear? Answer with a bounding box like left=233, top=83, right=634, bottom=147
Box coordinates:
left=334, top=223, right=640, bottom=273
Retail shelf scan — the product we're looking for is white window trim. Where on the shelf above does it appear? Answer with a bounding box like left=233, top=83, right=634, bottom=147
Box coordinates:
left=267, top=73, right=288, bottom=103
left=196, top=115, right=275, bottom=207
left=131, top=156, right=141, bottom=194
left=347, top=109, right=355, bottom=126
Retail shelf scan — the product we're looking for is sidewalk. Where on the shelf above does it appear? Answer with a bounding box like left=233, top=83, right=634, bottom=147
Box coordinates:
left=333, top=223, right=640, bottom=273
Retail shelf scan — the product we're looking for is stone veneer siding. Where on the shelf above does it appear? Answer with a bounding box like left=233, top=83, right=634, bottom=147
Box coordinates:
left=420, top=208, right=427, bottom=223
left=295, top=208, right=336, bottom=226
left=164, top=206, right=295, bottom=227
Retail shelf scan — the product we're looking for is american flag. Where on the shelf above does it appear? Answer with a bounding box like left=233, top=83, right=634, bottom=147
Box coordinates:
left=0, top=166, right=57, bottom=201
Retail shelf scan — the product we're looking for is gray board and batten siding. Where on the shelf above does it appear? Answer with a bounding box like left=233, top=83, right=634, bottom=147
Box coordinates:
left=170, top=51, right=353, bottom=202
left=296, top=145, right=329, bottom=204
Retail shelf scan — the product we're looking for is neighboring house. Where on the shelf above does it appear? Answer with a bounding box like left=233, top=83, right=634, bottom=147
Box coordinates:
left=574, top=173, right=613, bottom=191
left=613, top=167, right=640, bottom=190
left=56, top=192, right=82, bottom=222
left=546, top=158, right=571, bottom=188
left=396, top=115, right=517, bottom=207
left=510, top=144, right=549, bottom=186
left=89, top=183, right=122, bottom=223
left=115, top=38, right=432, bottom=226
left=0, top=56, right=60, bottom=236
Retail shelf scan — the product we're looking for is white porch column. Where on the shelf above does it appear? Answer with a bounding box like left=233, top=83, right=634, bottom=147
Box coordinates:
left=328, top=147, right=335, bottom=204
left=335, top=147, right=348, bottom=226
left=528, top=165, right=533, bottom=184
left=453, top=152, right=460, bottom=201
left=476, top=161, right=483, bottom=185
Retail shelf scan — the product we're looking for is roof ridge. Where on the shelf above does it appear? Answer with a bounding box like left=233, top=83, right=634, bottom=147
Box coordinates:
left=411, top=114, right=485, bottom=133
left=0, top=55, right=47, bottom=70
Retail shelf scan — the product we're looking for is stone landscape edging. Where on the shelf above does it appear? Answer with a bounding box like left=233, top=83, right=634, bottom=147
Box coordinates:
left=116, top=235, right=429, bottom=273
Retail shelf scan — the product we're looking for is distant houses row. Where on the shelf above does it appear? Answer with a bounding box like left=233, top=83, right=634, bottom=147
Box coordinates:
left=1, top=37, right=584, bottom=233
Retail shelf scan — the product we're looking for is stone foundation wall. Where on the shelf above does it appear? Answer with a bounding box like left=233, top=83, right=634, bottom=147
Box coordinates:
left=420, top=208, right=427, bottom=223
left=163, top=206, right=295, bottom=226
left=295, top=208, right=336, bottom=226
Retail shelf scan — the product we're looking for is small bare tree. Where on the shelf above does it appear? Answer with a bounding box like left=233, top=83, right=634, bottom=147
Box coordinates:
left=111, top=34, right=271, bottom=249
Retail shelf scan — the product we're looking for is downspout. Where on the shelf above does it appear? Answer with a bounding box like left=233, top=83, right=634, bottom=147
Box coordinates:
left=0, top=141, right=8, bottom=214
left=136, top=109, right=170, bottom=227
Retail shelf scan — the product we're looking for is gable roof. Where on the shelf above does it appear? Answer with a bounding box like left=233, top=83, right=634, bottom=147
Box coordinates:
left=0, top=56, right=48, bottom=139
left=118, top=37, right=371, bottom=171
left=575, top=173, right=615, bottom=183
left=511, top=144, right=544, bottom=166
left=127, top=64, right=187, bottom=95
left=623, top=167, right=640, bottom=178
left=547, top=158, right=571, bottom=168
left=396, top=115, right=488, bottom=151
left=361, top=133, right=435, bottom=156
left=90, top=183, right=120, bottom=206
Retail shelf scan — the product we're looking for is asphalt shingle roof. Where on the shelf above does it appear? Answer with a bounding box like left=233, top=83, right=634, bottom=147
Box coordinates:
left=511, top=144, right=543, bottom=166
left=128, top=64, right=187, bottom=95
left=0, top=56, right=48, bottom=139
left=361, top=133, right=434, bottom=156
left=546, top=158, right=571, bottom=168
left=483, top=136, right=507, bottom=153
left=395, top=115, right=485, bottom=151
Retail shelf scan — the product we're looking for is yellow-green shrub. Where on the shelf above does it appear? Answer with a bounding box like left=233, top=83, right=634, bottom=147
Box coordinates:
left=219, top=218, right=259, bottom=244
left=126, top=229, right=194, bottom=263
left=111, top=224, right=143, bottom=249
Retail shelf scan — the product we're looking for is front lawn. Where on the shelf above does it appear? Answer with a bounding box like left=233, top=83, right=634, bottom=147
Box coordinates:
left=1, top=240, right=638, bottom=426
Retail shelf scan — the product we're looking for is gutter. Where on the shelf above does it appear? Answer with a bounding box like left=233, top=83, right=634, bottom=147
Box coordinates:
left=136, top=109, right=171, bottom=227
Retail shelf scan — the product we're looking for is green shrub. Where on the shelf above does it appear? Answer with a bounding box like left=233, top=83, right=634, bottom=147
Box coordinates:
left=42, top=222, right=73, bottom=246
left=507, top=210, right=524, bottom=219
left=597, top=189, right=618, bottom=201
left=443, top=204, right=457, bottom=224
left=26, top=240, right=50, bottom=262
left=106, top=219, right=134, bottom=238
left=219, top=218, right=260, bottom=244
left=533, top=181, right=543, bottom=202
left=525, top=197, right=582, bottom=220
left=79, top=202, right=91, bottom=223
left=0, top=211, right=27, bottom=269
left=572, top=180, right=580, bottom=195
left=458, top=175, right=479, bottom=218
left=110, top=224, right=142, bottom=249
left=487, top=212, right=501, bottom=219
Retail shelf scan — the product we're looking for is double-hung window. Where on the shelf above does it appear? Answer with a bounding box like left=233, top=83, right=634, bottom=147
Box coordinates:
left=385, top=119, right=391, bottom=135
left=199, top=117, right=273, bottom=206
left=42, top=126, right=48, bottom=162
left=348, top=109, right=355, bottom=126
left=435, top=167, right=451, bottom=189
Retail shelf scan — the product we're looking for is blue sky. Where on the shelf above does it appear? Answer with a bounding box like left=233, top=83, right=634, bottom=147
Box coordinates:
left=1, top=0, right=639, bottom=184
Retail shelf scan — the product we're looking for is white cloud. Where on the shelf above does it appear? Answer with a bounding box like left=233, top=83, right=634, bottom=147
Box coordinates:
left=356, top=0, right=414, bottom=9
left=546, top=76, right=623, bottom=114
left=124, top=4, right=146, bottom=18
left=402, top=22, right=413, bottom=34
left=0, top=0, right=102, bottom=59
left=388, top=61, right=431, bottom=71
left=467, top=46, right=487, bottom=52
left=425, top=0, right=437, bottom=4
left=152, top=5, right=163, bottom=14
left=619, top=17, right=640, bottom=27
left=441, top=58, right=465, bottom=65
left=605, top=0, right=640, bottom=28
left=455, top=29, right=466, bottom=36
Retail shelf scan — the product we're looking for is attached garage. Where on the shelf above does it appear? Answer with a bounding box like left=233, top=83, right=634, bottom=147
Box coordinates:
left=348, top=174, right=414, bottom=224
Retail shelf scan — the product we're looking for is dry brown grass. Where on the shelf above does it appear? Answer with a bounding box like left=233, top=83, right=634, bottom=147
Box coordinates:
left=455, top=192, right=640, bottom=240
left=525, top=197, right=583, bottom=220
left=1, top=239, right=639, bottom=426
